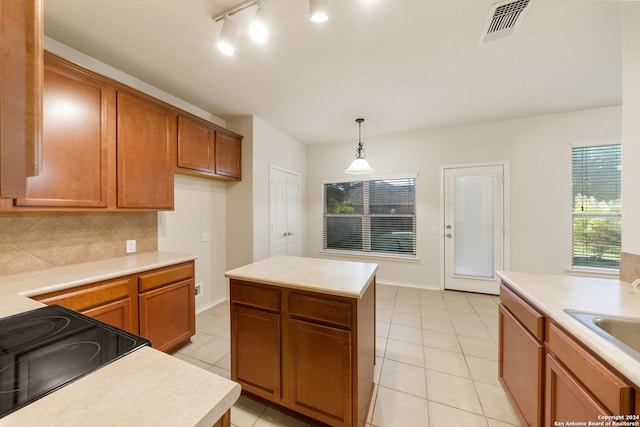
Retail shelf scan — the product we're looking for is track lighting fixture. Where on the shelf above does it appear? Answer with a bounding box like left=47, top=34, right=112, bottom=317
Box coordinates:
left=345, top=118, right=374, bottom=174
left=310, top=0, right=329, bottom=23
left=212, top=0, right=333, bottom=56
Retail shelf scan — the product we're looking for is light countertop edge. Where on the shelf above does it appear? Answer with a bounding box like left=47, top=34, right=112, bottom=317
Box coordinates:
left=225, top=256, right=379, bottom=299
left=0, top=251, right=197, bottom=297
left=497, top=271, right=640, bottom=387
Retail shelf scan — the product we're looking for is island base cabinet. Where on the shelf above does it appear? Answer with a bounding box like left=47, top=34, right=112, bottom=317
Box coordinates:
left=231, top=305, right=281, bottom=401
left=229, top=278, right=375, bottom=427
left=212, top=410, right=231, bottom=427
left=288, top=319, right=352, bottom=426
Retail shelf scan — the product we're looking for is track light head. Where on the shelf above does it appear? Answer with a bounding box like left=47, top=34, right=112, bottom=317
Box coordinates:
left=249, top=1, right=269, bottom=43
left=217, top=15, right=240, bottom=56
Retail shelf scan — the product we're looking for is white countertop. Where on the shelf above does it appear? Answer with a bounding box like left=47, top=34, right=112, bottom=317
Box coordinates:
left=0, top=253, right=241, bottom=426
left=497, top=271, right=640, bottom=386
left=0, top=252, right=197, bottom=297
left=225, top=256, right=379, bottom=299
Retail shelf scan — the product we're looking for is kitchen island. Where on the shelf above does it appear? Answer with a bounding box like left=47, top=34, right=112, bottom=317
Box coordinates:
left=225, top=256, right=378, bottom=427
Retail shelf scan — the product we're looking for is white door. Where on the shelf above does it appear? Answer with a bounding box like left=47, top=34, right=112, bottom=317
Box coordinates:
left=270, top=166, right=301, bottom=256
left=443, top=164, right=506, bottom=295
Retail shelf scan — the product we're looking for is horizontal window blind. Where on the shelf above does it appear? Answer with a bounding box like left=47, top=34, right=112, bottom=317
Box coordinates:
left=323, top=177, right=416, bottom=256
left=572, top=143, right=621, bottom=269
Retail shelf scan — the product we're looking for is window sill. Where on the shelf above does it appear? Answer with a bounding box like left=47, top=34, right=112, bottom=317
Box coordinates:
left=569, top=266, right=619, bottom=279
left=320, top=249, right=419, bottom=263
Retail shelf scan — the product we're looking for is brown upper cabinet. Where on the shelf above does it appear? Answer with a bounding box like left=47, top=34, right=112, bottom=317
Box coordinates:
left=176, top=115, right=242, bottom=181
left=177, top=115, right=215, bottom=174
left=0, top=0, right=43, bottom=198
left=117, top=91, right=175, bottom=209
left=215, top=131, right=242, bottom=180
left=16, top=56, right=114, bottom=208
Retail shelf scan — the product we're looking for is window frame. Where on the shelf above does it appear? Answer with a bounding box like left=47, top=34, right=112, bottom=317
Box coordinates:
left=321, top=175, right=418, bottom=260
left=570, top=140, right=621, bottom=276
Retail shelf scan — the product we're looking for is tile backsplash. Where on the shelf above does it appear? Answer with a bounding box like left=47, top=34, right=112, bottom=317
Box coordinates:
left=0, top=212, right=157, bottom=276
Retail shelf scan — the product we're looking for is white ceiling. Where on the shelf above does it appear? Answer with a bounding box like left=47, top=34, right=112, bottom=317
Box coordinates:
left=43, top=0, right=622, bottom=144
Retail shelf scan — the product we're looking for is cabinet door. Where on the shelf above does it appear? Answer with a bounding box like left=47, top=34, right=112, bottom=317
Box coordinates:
left=82, top=298, right=132, bottom=333
left=139, top=278, right=195, bottom=353
left=214, top=132, right=241, bottom=179
left=177, top=115, right=214, bottom=173
left=116, top=91, right=175, bottom=209
left=16, top=56, right=113, bottom=207
left=231, top=304, right=281, bottom=401
left=546, top=354, right=609, bottom=424
left=0, top=0, right=42, bottom=198
left=287, top=319, right=352, bottom=426
left=498, top=304, right=544, bottom=427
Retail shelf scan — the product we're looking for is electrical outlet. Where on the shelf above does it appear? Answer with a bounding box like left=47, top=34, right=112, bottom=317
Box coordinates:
left=195, top=283, right=202, bottom=297
left=126, top=240, right=136, bottom=254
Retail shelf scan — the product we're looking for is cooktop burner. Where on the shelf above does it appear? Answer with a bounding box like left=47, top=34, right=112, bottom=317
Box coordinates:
left=0, top=305, right=150, bottom=419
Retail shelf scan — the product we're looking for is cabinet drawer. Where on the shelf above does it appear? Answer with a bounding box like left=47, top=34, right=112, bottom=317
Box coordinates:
left=547, top=322, right=633, bottom=413
left=138, top=262, right=193, bottom=293
left=33, top=277, right=132, bottom=311
left=500, top=283, right=544, bottom=341
left=231, top=280, right=280, bottom=312
left=289, top=293, right=352, bottom=329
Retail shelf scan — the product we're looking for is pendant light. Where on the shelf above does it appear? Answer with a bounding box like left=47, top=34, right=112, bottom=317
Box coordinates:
left=217, top=15, right=240, bottom=56
left=310, top=0, right=329, bottom=22
left=345, top=118, right=374, bottom=174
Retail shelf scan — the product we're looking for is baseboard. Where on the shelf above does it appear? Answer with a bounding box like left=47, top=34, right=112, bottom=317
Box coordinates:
left=376, top=279, right=441, bottom=291
left=195, top=295, right=228, bottom=314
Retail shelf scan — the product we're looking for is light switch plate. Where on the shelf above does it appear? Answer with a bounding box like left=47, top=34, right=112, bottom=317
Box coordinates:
left=126, top=240, right=136, bottom=253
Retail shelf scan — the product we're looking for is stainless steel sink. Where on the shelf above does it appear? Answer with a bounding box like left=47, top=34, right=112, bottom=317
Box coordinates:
left=564, top=310, right=640, bottom=361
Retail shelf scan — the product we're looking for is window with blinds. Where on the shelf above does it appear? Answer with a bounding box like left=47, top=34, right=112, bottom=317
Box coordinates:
left=323, top=177, right=416, bottom=257
left=572, top=143, right=621, bottom=269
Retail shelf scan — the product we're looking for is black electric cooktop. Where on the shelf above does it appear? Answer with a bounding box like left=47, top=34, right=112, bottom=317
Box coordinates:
left=0, top=305, right=151, bottom=419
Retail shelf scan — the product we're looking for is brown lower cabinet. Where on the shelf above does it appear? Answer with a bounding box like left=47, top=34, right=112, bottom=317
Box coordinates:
left=230, top=278, right=375, bottom=427
left=499, top=281, right=639, bottom=426
left=32, top=260, right=195, bottom=353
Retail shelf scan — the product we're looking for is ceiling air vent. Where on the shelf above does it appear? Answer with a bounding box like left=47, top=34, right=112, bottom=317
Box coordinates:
left=481, top=0, right=532, bottom=43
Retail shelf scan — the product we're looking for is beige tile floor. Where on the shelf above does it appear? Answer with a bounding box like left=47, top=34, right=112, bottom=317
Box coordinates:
left=173, top=284, right=520, bottom=427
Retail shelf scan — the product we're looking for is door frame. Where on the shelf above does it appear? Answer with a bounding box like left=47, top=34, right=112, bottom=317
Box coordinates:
left=438, top=161, right=511, bottom=292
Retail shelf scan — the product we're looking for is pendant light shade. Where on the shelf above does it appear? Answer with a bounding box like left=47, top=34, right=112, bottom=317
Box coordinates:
left=310, top=0, right=329, bottom=22
left=345, top=118, right=374, bottom=174
left=217, top=15, right=240, bottom=56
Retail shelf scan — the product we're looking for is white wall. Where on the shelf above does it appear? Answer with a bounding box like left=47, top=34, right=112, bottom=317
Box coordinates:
left=226, top=117, right=254, bottom=271
left=621, top=3, right=640, bottom=256
left=158, top=175, right=228, bottom=311
left=305, top=106, right=622, bottom=289
left=227, top=116, right=306, bottom=267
